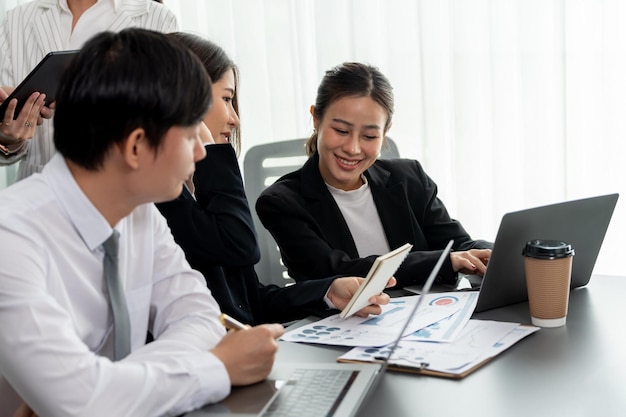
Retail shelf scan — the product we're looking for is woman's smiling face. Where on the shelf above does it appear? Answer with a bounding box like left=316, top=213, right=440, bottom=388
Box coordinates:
left=314, top=95, right=387, bottom=191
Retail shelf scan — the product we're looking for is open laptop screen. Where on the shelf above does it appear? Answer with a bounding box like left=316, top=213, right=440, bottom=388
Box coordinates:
left=474, top=193, right=618, bottom=312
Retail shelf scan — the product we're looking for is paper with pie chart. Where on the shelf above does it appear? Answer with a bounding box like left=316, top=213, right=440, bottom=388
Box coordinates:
left=281, top=295, right=462, bottom=347
left=403, top=291, right=479, bottom=343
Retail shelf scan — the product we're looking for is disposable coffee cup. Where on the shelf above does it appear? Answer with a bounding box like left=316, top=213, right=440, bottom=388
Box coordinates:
left=522, top=240, right=575, bottom=328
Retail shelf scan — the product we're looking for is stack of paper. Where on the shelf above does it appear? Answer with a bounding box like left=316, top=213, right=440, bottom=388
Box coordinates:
left=280, top=293, right=539, bottom=379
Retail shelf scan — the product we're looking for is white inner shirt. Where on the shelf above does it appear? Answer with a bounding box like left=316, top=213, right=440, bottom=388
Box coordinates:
left=327, top=176, right=390, bottom=257
left=59, top=0, right=118, bottom=49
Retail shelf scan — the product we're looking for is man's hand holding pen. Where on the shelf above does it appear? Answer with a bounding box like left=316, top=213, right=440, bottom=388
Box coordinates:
left=219, top=313, right=251, bottom=331
left=212, top=314, right=284, bottom=386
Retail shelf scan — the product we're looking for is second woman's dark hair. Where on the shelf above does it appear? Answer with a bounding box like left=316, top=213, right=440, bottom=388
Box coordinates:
left=168, top=32, right=242, bottom=156
left=306, top=62, right=394, bottom=156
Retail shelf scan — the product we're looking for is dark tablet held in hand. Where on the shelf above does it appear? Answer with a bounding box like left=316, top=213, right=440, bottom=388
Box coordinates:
left=0, top=50, right=79, bottom=120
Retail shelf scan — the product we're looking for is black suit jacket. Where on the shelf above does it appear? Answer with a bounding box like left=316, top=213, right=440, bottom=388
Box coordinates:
left=256, top=153, right=492, bottom=287
left=156, top=145, right=336, bottom=325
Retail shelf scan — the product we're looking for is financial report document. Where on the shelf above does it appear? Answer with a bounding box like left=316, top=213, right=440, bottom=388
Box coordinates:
left=281, top=293, right=478, bottom=347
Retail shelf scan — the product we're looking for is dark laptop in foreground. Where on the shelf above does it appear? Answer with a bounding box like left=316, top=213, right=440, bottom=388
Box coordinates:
left=468, top=193, right=618, bottom=312
left=187, top=242, right=453, bottom=417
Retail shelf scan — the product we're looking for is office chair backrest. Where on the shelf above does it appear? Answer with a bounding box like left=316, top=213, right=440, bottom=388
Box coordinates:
left=244, top=137, right=400, bottom=287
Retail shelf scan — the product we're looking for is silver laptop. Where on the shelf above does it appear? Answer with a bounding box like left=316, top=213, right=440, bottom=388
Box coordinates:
left=473, top=193, right=619, bottom=312
left=186, top=241, right=454, bottom=417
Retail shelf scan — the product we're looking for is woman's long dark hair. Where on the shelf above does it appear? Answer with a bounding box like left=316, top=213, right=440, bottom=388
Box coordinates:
left=168, top=32, right=242, bottom=156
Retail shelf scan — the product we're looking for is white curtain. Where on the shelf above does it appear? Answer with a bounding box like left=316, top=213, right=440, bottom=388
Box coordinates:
left=163, top=0, right=624, bottom=276
left=1, top=0, right=624, bottom=275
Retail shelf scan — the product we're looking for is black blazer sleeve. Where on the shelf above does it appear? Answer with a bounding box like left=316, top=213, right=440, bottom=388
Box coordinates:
left=370, top=158, right=492, bottom=285
left=254, top=277, right=339, bottom=323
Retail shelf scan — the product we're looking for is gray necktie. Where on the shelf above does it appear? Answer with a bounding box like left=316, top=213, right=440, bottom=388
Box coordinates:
left=102, top=231, right=131, bottom=360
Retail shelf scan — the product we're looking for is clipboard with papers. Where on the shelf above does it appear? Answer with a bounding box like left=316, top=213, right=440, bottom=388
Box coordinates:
left=337, top=320, right=539, bottom=379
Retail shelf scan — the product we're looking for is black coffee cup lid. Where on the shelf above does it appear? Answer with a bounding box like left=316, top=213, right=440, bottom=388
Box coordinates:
left=522, top=239, right=575, bottom=259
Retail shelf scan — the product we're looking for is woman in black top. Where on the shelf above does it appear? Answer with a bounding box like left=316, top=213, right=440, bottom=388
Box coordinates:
left=156, top=35, right=394, bottom=325
left=257, top=62, right=492, bottom=288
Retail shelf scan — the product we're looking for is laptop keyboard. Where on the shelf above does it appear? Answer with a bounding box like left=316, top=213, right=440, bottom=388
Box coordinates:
left=262, top=369, right=357, bottom=417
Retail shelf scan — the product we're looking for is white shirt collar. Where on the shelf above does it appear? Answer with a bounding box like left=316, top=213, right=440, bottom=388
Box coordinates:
left=42, top=154, right=114, bottom=251
left=325, top=174, right=369, bottom=195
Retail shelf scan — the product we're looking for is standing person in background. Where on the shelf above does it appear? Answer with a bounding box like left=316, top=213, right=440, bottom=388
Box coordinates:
left=0, top=28, right=283, bottom=417
left=156, top=33, right=396, bottom=326
left=256, top=62, right=492, bottom=288
left=0, top=0, right=178, bottom=181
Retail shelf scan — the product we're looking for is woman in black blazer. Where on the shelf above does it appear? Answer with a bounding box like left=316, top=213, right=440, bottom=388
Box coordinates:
left=155, top=35, right=393, bottom=325
left=256, top=62, right=492, bottom=288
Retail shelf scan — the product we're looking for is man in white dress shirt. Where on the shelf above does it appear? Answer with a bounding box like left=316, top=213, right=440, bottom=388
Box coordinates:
left=0, top=0, right=178, bottom=181
left=0, top=28, right=284, bottom=417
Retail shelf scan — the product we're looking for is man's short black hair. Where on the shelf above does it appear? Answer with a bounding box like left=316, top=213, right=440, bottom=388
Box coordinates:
left=54, top=28, right=212, bottom=170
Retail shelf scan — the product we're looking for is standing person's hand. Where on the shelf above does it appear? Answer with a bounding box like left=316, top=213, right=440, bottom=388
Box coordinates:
left=211, top=323, right=284, bottom=386
left=37, top=100, right=55, bottom=125
left=0, top=88, right=47, bottom=147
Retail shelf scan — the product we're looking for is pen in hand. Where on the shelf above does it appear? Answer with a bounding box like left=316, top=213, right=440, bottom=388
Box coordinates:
left=219, top=313, right=250, bottom=331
